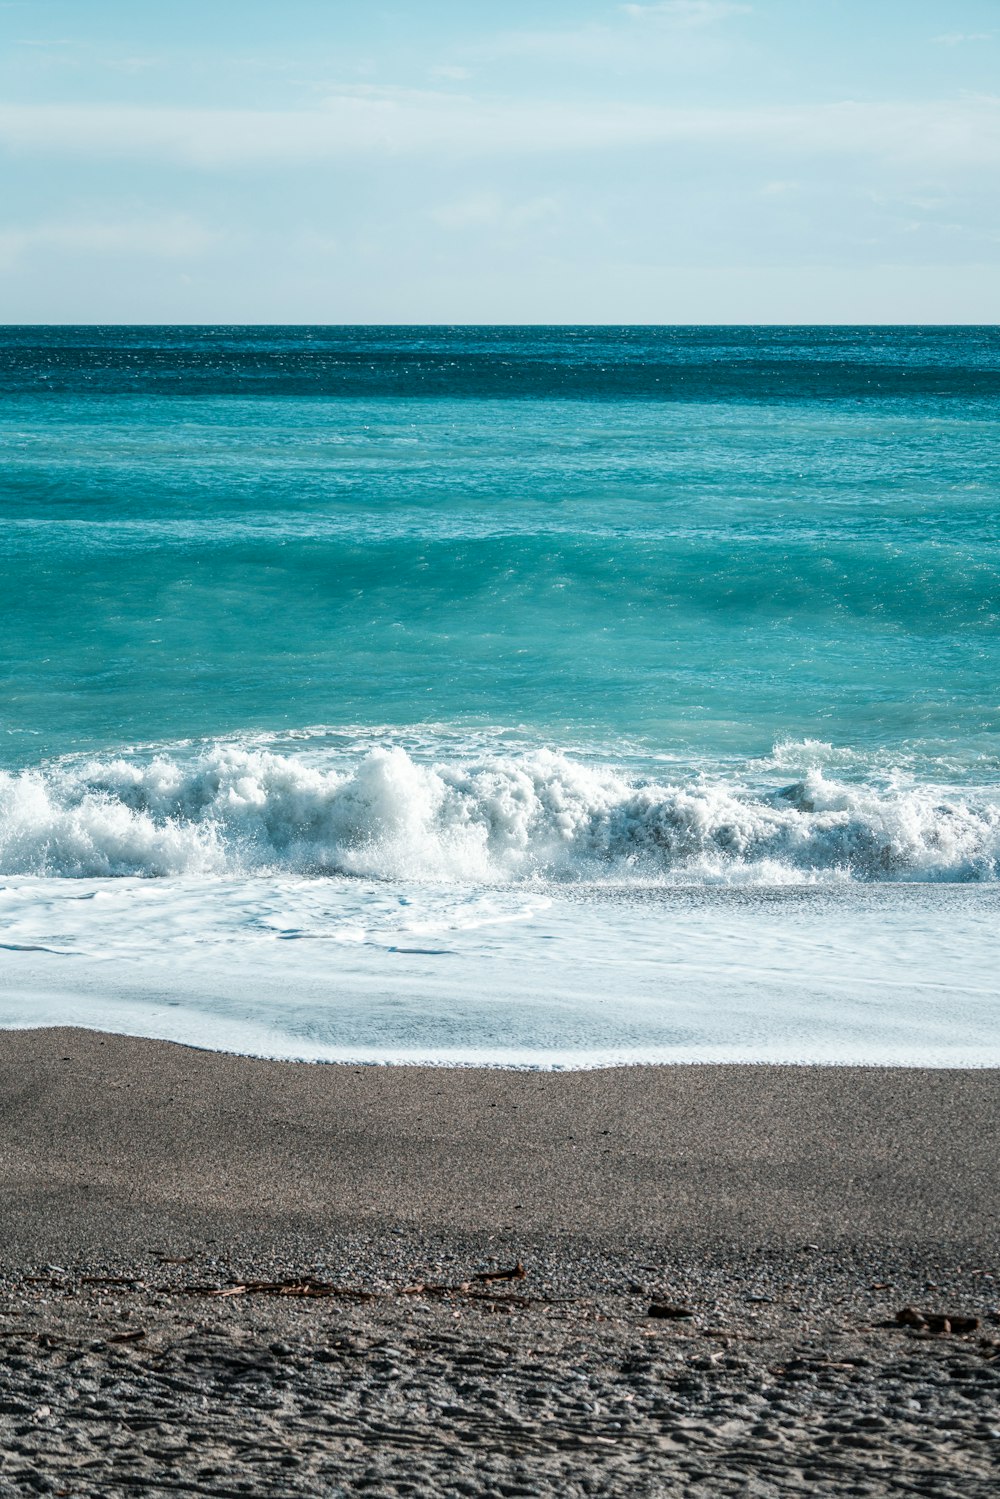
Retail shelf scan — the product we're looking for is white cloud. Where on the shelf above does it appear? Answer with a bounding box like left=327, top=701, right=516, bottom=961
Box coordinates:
left=621, top=2, right=751, bottom=25
left=428, top=65, right=474, bottom=81
left=0, top=215, right=221, bottom=270
left=0, top=94, right=998, bottom=170
left=760, top=179, right=799, bottom=196
left=430, top=192, right=559, bottom=231
left=932, top=32, right=994, bottom=47
left=102, top=54, right=161, bottom=74
left=464, top=2, right=750, bottom=67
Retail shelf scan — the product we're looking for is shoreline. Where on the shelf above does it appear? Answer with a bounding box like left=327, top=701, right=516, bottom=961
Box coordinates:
left=13, top=1019, right=1000, bottom=1071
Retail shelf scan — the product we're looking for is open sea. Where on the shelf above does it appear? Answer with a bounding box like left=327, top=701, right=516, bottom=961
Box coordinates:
left=2, top=325, right=999, bottom=1064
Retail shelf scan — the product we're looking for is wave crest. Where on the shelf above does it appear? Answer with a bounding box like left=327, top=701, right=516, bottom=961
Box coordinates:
left=0, top=744, right=998, bottom=883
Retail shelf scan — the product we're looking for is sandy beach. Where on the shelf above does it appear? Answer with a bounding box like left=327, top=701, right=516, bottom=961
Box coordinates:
left=2, top=1027, right=999, bottom=1262
left=1, top=1028, right=998, bottom=1497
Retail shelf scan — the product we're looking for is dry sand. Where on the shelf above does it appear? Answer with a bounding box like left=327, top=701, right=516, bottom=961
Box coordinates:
left=0, top=1027, right=998, bottom=1497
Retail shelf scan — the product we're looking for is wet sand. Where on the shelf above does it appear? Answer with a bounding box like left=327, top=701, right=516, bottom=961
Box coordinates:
left=2, top=1027, right=998, bottom=1263
left=1, top=1028, right=998, bottom=1497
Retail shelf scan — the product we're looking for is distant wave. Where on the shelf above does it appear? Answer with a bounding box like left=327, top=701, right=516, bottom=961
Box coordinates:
left=1, top=742, right=999, bottom=884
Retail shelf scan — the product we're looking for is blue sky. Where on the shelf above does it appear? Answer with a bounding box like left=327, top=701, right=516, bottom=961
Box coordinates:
left=1, top=0, right=998, bottom=321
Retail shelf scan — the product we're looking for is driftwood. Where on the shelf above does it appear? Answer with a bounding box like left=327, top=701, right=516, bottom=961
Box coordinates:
left=472, top=1261, right=526, bottom=1284
left=894, top=1305, right=980, bottom=1335
left=12, top=1262, right=572, bottom=1314
left=177, top=1264, right=536, bottom=1309
left=191, top=1279, right=378, bottom=1302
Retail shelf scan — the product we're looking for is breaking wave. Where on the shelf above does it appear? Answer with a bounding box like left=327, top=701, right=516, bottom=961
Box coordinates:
left=1, top=742, right=999, bottom=884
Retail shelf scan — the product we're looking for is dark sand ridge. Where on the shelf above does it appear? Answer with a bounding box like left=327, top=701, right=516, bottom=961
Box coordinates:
left=1, top=1027, right=997, bottom=1265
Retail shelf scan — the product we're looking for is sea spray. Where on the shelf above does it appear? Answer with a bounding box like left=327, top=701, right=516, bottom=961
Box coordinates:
left=2, top=742, right=998, bottom=884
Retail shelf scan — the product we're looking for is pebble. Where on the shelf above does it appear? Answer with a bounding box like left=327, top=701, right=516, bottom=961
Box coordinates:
left=0, top=1244, right=996, bottom=1496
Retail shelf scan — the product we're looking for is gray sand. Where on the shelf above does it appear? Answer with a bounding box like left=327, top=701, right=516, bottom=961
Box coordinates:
left=0, top=1028, right=998, bottom=1497
left=3, top=1027, right=998, bottom=1262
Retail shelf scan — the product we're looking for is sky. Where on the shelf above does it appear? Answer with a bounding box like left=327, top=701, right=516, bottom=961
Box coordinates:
left=0, top=0, right=998, bottom=323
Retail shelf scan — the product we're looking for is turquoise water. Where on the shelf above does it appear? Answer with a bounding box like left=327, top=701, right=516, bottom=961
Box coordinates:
left=1, top=327, right=999, bottom=1061
left=3, top=347, right=1000, bottom=769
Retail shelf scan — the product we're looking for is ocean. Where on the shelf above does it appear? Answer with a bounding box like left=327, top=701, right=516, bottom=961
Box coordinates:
left=2, top=325, right=999, bottom=1064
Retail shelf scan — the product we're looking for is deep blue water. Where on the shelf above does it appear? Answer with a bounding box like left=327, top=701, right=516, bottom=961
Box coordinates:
left=3, top=324, right=999, bottom=398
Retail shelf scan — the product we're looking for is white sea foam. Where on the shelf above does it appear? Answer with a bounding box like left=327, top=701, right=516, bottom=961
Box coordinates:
left=1, top=742, right=999, bottom=883
left=2, top=877, right=999, bottom=1065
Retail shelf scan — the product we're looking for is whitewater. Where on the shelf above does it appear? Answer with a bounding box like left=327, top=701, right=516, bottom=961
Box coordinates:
left=2, top=326, right=999, bottom=1064
left=4, top=737, right=1000, bottom=886
left=3, top=729, right=1000, bottom=1065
